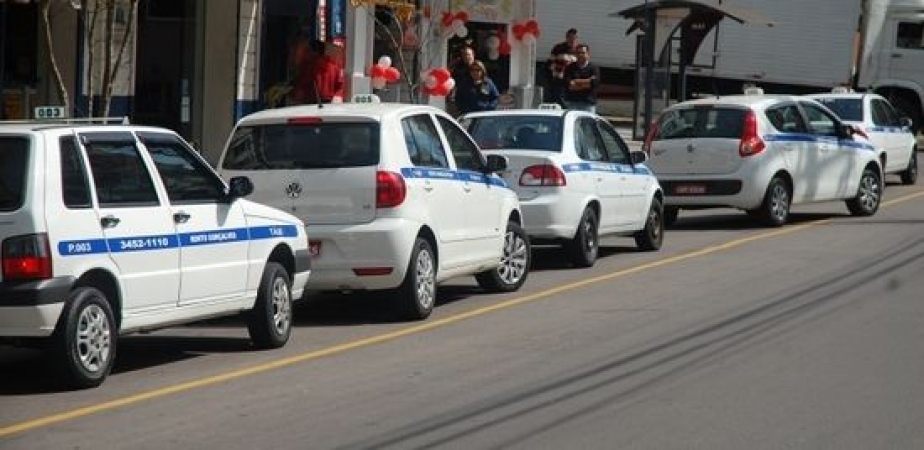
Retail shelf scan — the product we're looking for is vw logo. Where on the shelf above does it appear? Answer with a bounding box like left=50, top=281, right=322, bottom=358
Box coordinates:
left=285, top=182, right=302, bottom=198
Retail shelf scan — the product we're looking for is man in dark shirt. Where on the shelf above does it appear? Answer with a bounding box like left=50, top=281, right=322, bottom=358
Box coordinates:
left=547, top=28, right=579, bottom=107
left=563, top=43, right=600, bottom=113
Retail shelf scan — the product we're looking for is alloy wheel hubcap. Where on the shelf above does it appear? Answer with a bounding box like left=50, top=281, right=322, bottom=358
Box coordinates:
left=859, top=173, right=881, bottom=210
left=771, top=184, right=790, bottom=221
left=415, top=249, right=436, bottom=310
left=76, top=304, right=111, bottom=373
left=498, top=230, right=529, bottom=284
left=271, top=277, right=291, bottom=334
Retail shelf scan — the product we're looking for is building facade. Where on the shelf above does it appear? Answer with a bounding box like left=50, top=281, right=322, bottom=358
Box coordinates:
left=1, top=0, right=538, bottom=163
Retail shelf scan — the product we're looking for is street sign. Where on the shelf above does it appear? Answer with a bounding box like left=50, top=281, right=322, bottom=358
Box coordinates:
left=34, top=106, right=68, bottom=119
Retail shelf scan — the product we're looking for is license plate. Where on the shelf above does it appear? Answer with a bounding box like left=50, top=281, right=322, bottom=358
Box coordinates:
left=309, top=241, right=322, bottom=257
left=674, top=184, right=706, bottom=195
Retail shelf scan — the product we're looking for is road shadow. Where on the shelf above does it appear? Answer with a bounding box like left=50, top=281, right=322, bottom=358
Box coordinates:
left=528, top=245, right=635, bottom=271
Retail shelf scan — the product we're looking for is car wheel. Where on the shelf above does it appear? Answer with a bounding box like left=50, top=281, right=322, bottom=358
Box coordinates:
left=846, top=167, right=882, bottom=216
left=51, top=287, right=117, bottom=389
left=394, top=238, right=437, bottom=320
left=634, top=197, right=664, bottom=251
left=247, top=262, right=293, bottom=349
left=663, top=206, right=680, bottom=227
left=476, top=221, right=531, bottom=292
left=900, top=149, right=917, bottom=185
left=565, top=207, right=599, bottom=267
left=758, top=177, right=791, bottom=227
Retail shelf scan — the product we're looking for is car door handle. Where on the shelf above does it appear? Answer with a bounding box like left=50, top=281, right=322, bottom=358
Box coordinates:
left=463, top=185, right=472, bottom=193
left=174, top=212, right=191, bottom=224
left=100, top=215, right=120, bottom=228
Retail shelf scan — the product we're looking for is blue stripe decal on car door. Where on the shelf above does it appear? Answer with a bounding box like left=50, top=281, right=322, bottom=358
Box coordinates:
left=57, top=225, right=299, bottom=256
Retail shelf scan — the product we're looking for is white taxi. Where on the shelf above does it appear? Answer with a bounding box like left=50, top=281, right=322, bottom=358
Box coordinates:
left=645, top=93, right=883, bottom=226
left=459, top=107, right=664, bottom=268
left=1, top=120, right=310, bottom=388
left=806, top=90, right=917, bottom=185
left=217, top=96, right=530, bottom=320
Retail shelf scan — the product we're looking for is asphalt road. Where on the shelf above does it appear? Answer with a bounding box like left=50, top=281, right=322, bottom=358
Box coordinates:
left=2, top=180, right=923, bottom=450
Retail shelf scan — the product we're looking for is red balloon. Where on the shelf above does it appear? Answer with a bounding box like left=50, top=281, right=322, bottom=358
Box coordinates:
left=433, top=67, right=451, bottom=83
left=385, top=67, right=401, bottom=82
left=454, top=11, right=469, bottom=23
left=370, top=65, right=386, bottom=78
left=440, top=11, right=454, bottom=28
left=512, top=24, right=525, bottom=40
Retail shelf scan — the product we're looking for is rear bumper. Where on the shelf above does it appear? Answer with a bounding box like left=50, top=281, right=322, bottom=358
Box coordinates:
left=0, top=276, right=75, bottom=337
left=306, top=218, right=420, bottom=291
left=658, top=164, right=770, bottom=210
left=518, top=191, right=586, bottom=240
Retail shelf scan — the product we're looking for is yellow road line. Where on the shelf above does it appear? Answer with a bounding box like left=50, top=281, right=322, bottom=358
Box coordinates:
left=2, top=189, right=923, bottom=438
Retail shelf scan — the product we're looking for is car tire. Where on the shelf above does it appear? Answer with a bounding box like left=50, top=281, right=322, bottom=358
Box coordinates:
left=757, top=176, right=791, bottom=227
left=663, top=206, right=680, bottom=227
left=476, top=221, right=531, bottom=292
left=51, top=287, right=117, bottom=389
left=900, top=149, right=917, bottom=185
left=634, top=197, right=664, bottom=251
left=394, top=238, right=437, bottom=320
left=846, top=167, right=882, bottom=216
left=247, top=262, right=293, bottom=349
left=565, top=207, right=599, bottom=267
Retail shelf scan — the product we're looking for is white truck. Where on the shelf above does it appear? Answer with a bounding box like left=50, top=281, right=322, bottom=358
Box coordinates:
left=535, top=0, right=924, bottom=134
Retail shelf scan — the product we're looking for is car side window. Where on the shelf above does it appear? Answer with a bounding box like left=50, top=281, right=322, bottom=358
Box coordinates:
left=139, top=132, right=227, bottom=203
left=59, top=135, right=92, bottom=209
left=765, top=104, right=808, bottom=133
left=81, top=132, right=160, bottom=207
left=800, top=102, right=838, bottom=137
left=871, top=99, right=900, bottom=127
left=596, top=120, right=630, bottom=164
left=575, top=118, right=608, bottom=162
left=401, top=114, right=450, bottom=169
left=437, top=115, right=485, bottom=172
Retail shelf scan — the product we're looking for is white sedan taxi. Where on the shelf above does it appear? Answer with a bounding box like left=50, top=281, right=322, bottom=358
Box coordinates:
left=806, top=90, right=917, bottom=185
left=645, top=93, right=883, bottom=226
left=459, top=107, right=665, bottom=268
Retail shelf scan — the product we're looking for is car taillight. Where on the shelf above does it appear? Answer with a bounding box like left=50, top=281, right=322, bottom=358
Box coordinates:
left=520, top=165, right=566, bottom=186
left=2, top=234, right=53, bottom=281
left=739, top=111, right=766, bottom=157
left=376, top=170, right=406, bottom=208
left=642, top=119, right=659, bottom=154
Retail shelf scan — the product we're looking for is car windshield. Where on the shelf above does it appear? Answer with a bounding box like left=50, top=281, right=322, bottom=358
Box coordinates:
left=463, top=115, right=563, bottom=151
left=812, top=98, right=863, bottom=122
left=0, top=136, right=29, bottom=212
left=221, top=122, right=380, bottom=170
left=655, top=107, right=745, bottom=139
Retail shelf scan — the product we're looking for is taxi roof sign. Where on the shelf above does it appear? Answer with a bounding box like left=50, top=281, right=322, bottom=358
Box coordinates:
left=351, top=94, right=381, bottom=104
left=537, top=103, right=562, bottom=110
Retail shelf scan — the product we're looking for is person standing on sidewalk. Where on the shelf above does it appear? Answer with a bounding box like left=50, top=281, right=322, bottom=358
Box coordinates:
left=547, top=28, right=579, bottom=107
left=563, top=43, right=600, bottom=113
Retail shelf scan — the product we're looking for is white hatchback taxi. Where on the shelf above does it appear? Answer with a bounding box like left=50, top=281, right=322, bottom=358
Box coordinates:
left=0, top=121, right=310, bottom=388
left=460, top=107, right=664, bottom=268
left=806, top=90, right=917, bottom=185
left=217, top=96, right=530, bottom=320
left=644, top=93, right=884, bottom=226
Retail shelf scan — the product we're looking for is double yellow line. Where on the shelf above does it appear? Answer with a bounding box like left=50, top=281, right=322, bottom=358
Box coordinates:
left=3, top=189, right=923, bottom=438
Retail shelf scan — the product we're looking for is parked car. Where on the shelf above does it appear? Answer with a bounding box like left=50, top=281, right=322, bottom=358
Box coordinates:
left=216, top=95, right=530, bottom=320
left=459, top=106, right=664, bottom=268
left=644, top=92, right=884, bottom=226
left=0, top=120, right=311, bottom=388
left=806, top=90, right=917, bottom=185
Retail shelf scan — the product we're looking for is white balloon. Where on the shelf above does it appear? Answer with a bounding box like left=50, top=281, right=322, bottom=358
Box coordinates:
left=372, top=77, right=387, bottom=89
left=455, top=24, right=468, bottom=38
left=444, top=78, right=456, bottom=90
left=377, top=55, right=392, bottom=68
left=522, top=33, right=536, bottom=46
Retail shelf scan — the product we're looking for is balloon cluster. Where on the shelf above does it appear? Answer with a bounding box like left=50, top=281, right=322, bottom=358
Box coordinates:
left=368, top=56, right=401, bottom=90
left=512, top=19, right=541, bottom=45
left=440, top=11, right=469, bottom=38
left=422, top=67, right=455, bottom=97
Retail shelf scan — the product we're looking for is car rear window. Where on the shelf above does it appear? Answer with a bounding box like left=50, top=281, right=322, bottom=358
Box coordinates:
left=0, top=137, right=29, bottom=212
left=462, top=115, right=562, bottom=151
left=812, top=98, right=862, bottom=122
left=654, top=107, right=745, bottom=140
left=221, top=122, right=380, bottom=170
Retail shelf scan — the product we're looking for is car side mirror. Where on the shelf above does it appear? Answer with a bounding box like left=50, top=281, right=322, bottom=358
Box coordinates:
left=227, top=176, right=254, bottom=199
left=900, top=117, right=913, bottom=128
left=484, top=153, right=508, bottom=173
left=630, top=150, right=648, bottom=165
